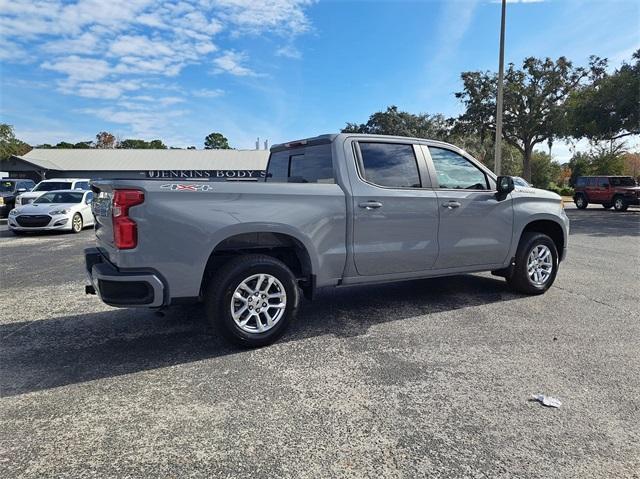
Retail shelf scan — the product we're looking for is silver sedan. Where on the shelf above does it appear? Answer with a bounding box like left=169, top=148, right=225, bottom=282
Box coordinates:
left=8, top=190, right=95, bottom=235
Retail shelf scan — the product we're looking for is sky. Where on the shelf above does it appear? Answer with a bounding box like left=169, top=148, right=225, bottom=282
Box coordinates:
left=0, top=0, right=638, bottom=161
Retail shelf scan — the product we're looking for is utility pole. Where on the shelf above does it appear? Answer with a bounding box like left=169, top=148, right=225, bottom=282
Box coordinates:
left=494, top=0, right=506, bottom=175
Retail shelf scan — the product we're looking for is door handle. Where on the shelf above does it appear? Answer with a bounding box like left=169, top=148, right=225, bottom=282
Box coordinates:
left=441, top=201, right=461, bottom=209
left=358, top=201, right=383, bottom=210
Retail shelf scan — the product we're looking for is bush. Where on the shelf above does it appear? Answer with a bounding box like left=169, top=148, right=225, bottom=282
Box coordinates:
left=546, top=182, right=562, bottom=194
left=560, top=187, right=574, bottom=197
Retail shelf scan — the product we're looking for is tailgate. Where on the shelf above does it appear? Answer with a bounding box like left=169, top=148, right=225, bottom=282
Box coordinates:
left=90, top=182, right=115, bottom=250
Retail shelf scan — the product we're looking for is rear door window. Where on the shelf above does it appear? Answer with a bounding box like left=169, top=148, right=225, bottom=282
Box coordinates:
left=358, top=142, right=421, bottom=188
left=599, top=177, right=609, bottom=187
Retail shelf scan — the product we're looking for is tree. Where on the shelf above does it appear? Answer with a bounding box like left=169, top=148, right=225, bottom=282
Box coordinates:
left=622, top=152, right=640, bottom=180
left=73, top=141, right=92, bottom=149
left=342, top=106, right=450, bottom=141
left=530, top=151, right=561, bottom=189
left=148, top=139, right=167, bottom=149
left=0, top=124, right=31, bottom=162
left=204, top=132, right=231, bottom=149
left=564, top=50, right=640, bottom=141
left=568, top=152, right=593, bottom=186
left=589, top=141, right=626, bottom=175
left=96, top=131, right=116, bottom=149
left=118, top=139, right=167, bottom=149
left=55, top=141, right=75, bottom=149
left=456, top=56, right=606, bottom=181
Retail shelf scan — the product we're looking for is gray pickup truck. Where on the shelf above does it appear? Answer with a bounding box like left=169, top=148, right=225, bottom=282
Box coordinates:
left=85, top=134, right=569, bottom=346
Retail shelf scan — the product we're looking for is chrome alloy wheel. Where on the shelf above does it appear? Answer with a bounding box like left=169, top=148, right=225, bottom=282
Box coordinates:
left=230, top=273, right=287, bottom=333
left=72, top=214, right=83, bottom=232
left=527, top=245, right=553, bottom=286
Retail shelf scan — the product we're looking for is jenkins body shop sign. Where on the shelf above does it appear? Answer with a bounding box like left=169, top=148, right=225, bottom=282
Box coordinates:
left=146, top=170, right=266, bottom=179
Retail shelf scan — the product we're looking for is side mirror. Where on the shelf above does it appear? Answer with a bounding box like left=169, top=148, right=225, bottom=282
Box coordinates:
left=496, top=176, right=515, bottom=197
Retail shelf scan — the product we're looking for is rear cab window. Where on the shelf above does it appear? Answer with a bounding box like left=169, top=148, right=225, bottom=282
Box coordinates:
left=357, top=142, right=421, bottom=188
left=266, top=142, right=334, bottom=184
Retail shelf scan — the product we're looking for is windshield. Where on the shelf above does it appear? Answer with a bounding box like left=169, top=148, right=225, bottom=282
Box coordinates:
left=513, top=177, right=530, bottom=187
left=34, top=192, right=84, bottom=204
left=34, top=181, right=73, bottom=192
left=0, top=181, right=16, bottom=193
left=610, top=177, right=637, bottom=187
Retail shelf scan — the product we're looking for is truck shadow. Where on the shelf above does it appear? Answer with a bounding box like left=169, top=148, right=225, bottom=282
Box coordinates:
left=566, top=208, right=640, bottom=238
left=1, top=274, right=522, bottom=397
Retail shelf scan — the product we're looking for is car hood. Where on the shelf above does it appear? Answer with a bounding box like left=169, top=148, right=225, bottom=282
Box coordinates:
left=13, top=203, right=79, bottom=215
left=512, top=186, right=562, bottom=200
left=17, top=191, right=42, bottom=199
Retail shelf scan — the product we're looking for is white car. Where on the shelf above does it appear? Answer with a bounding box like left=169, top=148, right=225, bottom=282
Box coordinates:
left=8, top=190, right=94, bottom=234
left=15, top=178, right=91, bottom=206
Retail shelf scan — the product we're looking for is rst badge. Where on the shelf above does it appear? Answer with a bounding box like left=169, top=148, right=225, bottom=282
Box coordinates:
left=161, top=184, right=214, bottom=192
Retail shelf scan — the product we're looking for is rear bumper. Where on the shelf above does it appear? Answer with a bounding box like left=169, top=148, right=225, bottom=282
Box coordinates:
left=84, top=247, right=165, bottom=308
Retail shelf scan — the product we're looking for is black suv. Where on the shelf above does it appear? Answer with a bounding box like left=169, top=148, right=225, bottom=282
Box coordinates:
left=0, top=179, right=36, bottom=218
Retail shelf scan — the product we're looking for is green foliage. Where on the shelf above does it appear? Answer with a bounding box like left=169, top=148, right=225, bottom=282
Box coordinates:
left=54, top=141, right=75, bottom=148
left=565, top=50, right=640, bottom=141
left=204, top=132, right=231, bottom=149
left=0, top=124, right=31, bottom=162
left=456, top=56, right=606, bottom=181
left=342, top=105, right=450, bottom=141
left=560, top=187, right=575, bottom=196
left=73, top=141, right=92, bottom=149
left=119, top=139, right=167, bottom=149
left=568, top=151, right=593, bottom=186
left=530, top=151, right=562, bottom=189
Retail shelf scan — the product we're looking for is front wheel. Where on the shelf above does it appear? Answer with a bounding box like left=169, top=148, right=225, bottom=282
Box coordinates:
left=204, top=254, right=300, bottom=347
left=507, top=232, right=559, bottom=295
left=613, top=196, right=628, bottom=212
left=71, top=213, right=83, bottom=233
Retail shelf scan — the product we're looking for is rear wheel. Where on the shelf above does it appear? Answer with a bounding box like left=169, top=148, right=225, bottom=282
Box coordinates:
left=204, top=254, right=300, bottom=347
left=574, top=195, right=588, bottom=209
left=71, top=213, right=83, bottom=233
left=507, top=232, right=558, bottom=295
left=613, top=196, right=628, bottom=212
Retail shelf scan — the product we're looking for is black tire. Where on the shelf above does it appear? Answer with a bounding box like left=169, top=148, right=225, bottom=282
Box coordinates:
left=574, top=194, right=588, bottom=209
left=507, top=232, right=559, bottom=295
left=71, top=213, right=83, bottom=233
left=204, top=254, right=300, bottom=348
left=602, top=203, right=612, bottom=209
left=613, top=196, right=628, bottom=212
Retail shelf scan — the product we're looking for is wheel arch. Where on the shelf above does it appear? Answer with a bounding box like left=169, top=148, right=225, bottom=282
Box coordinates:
left=519, top=219, right=565, bottom=262
left=200, top=225, right=317, bottom=298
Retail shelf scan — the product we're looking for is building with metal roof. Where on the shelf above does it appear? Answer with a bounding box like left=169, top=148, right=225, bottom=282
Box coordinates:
left=5, top=148, right=270, bottom=182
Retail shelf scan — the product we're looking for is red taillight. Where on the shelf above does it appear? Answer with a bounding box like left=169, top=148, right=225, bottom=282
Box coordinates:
left=112, top=189, right=144, bottom=249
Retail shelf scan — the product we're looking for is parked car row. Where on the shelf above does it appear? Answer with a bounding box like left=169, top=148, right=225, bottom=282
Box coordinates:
left=1, top=178, right=93, bottom=234
left=573, top=176, right=640, bottom=211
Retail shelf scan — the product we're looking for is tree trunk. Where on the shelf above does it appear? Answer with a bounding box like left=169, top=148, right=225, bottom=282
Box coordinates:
left=522, top=145, right=533, bottom=182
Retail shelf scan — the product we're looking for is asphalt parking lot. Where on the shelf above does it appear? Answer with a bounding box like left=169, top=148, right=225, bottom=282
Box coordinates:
left=1, top=205, right=639, bottom=478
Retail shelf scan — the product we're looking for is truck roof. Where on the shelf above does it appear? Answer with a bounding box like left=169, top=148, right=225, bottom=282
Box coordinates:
left=270, top=133, right=463, bottom=152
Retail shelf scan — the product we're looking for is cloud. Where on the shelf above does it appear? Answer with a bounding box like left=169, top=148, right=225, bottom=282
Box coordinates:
left=193, top=88, right=225, bottom=98
left=213, top=51, right=258, bottom=76
left=41, top=56, right=111, bottom=82
left=276, top=45, right=302, bottom=59
left=1, top=0, right=315, bottom=139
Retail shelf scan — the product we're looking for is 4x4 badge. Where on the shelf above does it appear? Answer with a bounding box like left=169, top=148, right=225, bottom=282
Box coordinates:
left=161, top=184, right=214, bottom=192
